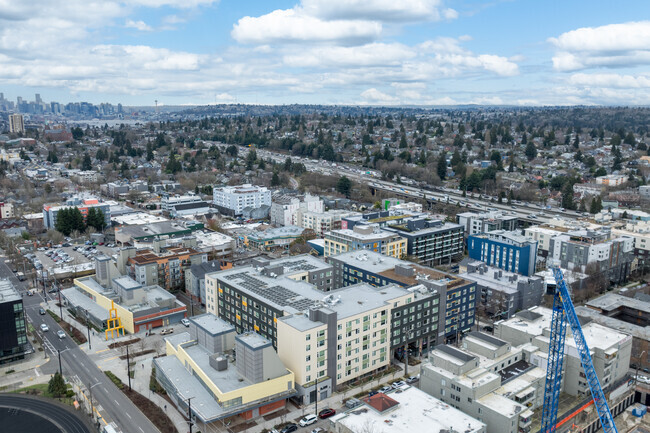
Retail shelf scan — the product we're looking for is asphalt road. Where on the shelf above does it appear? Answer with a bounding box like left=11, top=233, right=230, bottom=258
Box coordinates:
left=0, top=394, right=92, bottom=433
left=0, top=256, right=160, bottom=433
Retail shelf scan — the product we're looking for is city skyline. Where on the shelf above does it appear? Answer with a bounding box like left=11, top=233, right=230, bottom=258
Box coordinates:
left=1, top=1, right=649, bottom=107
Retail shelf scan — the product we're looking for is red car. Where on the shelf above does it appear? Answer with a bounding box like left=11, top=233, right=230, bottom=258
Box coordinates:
left=318, top=408, right=336, bottom=419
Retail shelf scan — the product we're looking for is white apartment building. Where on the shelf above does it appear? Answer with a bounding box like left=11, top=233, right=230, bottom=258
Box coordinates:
left=213, top=184, right=271, bottom=216
left=495, top=306, right=632, bottom=396
left=420, top=333, right=538, bottom=433
left=298, top=209, right=359, bottom=236
left=9, top=113, right=24, bottom=133
left=160, top=194, right=202, bottom=213
left=277, top=283, right=410, bottom=404
left=524, top=226, right=566, bottom=256
left=0, top=202, right=14, bottom=219
left=596, top=174, right=627, bottom=186
left=270, top=194, right=323, bottom=227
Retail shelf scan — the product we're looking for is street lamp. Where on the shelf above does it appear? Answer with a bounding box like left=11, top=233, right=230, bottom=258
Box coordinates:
left=57, top=347, right=71, bottom=374
left=185, top=396, right=195, bottom=433
left=84, top=308, right=91, bottom=350
left=88, top=381, right=102, bottom=422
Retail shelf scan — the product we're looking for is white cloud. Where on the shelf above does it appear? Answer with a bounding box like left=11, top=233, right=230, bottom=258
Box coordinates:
left=232, top=8, right=381, bottom=45
left=302, top=0, right=457, bottom=22
left=360, top=88, right=398, bottom=104
left=125, top=19, right=153, bottom=31
left=283, top=43, right=415, bottom=67
left=215, top=92, right=235, bottom=102
left=550, top=21, right=650, bottom=71
left=568, top=73, right=650, bottom=89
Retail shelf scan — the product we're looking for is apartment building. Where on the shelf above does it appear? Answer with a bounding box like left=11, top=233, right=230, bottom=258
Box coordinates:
left=0, top=202, right=14, bottom=219
left=524, top=225, right=567, bottom=258
left=549, top=227, right=634, bottom=284
left=213, top=184, right=271, bottom=216
left=457, top=211, right=520, bottom=237
left=384, top=217, right=465, bottom=266
left=8, top=113, right=24, bottom=133
left=270, top=194, right=323, bottom=227
left=185, top=260, right=226, bottom=305
left=460, top=260, right=544, bottom=320
left=154, top=314, right=295, bottom=428
left=421, top=333, right=544, bottom=433
left=118, top=245, right=207, bottom=291
left=324, top=224, right=406, bottom=258
left=328, top=250, right=474, bottom=343
left=246, top=225, right=305, bottom=251
left=160, top=193, right=203, bottom=213
left=495, top=306, right=632, bottom=396
left=276, top=283, right=411, bottom=403
left=0, top=280, right=28, bottom=364
left=298, top=209, right=359, bottom=237
left=596, top=174, right=627, bottom=186
left=467, top=230, right=538, bottom=276
left=612, top=221, right=650, bottom=272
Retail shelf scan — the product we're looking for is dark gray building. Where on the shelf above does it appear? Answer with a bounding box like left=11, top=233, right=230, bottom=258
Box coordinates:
left=383, top=217, right=465, bottom=266
left=186, top=260, right=224, bottom=305
left=327, top=250, right=476, bottom=344
left=459, top=260, right=544, bottom=320
left=0, top=280, right=28, bottom=364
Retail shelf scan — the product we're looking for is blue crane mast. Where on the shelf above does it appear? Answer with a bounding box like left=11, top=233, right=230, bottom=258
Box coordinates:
left=540, top=267, right=617, bottom=433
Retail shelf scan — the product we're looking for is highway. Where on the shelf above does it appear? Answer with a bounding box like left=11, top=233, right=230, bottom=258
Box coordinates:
left=218, top=144, right=584, bottom=223
left=0, top=256, right=160, bottom=433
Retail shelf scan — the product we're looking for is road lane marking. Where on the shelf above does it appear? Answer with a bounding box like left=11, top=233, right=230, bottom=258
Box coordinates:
left=139, top=427, right=144, bottom=433
left=96, top=348, right=110, bottom=353
left=126, top=412, right=132, bottom=419
left=114, top=399, right=120, bottom=406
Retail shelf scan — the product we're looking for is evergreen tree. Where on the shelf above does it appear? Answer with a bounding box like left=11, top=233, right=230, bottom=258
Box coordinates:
left=399, top=134, right=408, bottom=149
left=81, top=153, right=92, bottom=170
left=336, top=176, right=352, bottom=197
left=271, top=172, right=281, bottom=187
left=437, top=157, right=447, bottom=180
left=589, top=196, right=603, bottom=214
left=48, top=372, right=67, bottom=398
left=561, top=182, right=575, bottom=210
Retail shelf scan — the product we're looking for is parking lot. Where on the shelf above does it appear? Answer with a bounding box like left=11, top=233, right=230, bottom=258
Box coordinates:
left=33, top=244, right=118, bottom=270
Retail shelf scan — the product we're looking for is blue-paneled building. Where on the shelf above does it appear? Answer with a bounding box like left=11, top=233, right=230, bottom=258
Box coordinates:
left=467, top=230, right=538, bottom=276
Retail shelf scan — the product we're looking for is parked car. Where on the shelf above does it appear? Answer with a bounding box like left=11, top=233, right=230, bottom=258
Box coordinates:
left=57, top=330, right=66, bottom=339
left=380, top=386, right=392, bottom=393
left=406, top=376, right=419, bottom=384
left=280, top=423, right=298, bottom=433
left=368, top=390, right=378, bottom=397
left=299, top=414, right=318, bottom=427
left=311, top=428, right=325, bottom=433
left=161, top=328, right=174, bottom=335
left=40, top=323, right=49, bottom=332
left=391, top=381, right=406, bottom=389
left=39, top=308, right=46, bottom=315
left=318, top=408, right=336, bottom=419
left=181, top=318, right=190, bottom=327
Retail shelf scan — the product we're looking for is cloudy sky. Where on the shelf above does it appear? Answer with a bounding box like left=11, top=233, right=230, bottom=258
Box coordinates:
left=1, top=0, right=649, bottom=106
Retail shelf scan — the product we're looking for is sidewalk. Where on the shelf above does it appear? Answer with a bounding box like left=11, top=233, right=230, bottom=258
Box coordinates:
left=247, top=361, right=422, bottom=433
left=0, top=351, right=52, bottom=391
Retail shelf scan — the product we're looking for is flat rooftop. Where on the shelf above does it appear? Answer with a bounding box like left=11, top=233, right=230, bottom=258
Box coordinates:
left=576, top=305, right=650, bottom=341
left=0, top=279, right=20, bottom=303
left=461, top=262, right=540, bottom=293
left=190, top=313, right=235, bottom=336
left=266, top=254, right=331, bottom=274
left=331, top=250, right=467, bottom=288
left=586, top=292, right=650, bottom=315
left=333, top=386, right=485, bottom=433
left=60, top=287, right=109, bottom=320
left=117, top=221, right=197, bottom=239
left=327, top=227, right=402, bottom=241
left=111, top=212, right=168, bottom=226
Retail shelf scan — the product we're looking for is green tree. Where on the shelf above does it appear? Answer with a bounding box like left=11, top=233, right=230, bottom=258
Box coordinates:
left=589, top=196, right=603, bottom=214
left=81, top=153, right=92, bottom=170
left=561, top=182, right=575, bottom=210
left=87, top=208, right=105, bottom=231
left=71, top=127, right=84, bottom=141
left=271, top=171, right=281, bottom=187
left=55, top=207, right=85, bottom=236
left=437, top=157, right=447, bottom=180
left=399, top=133, right=407, bottom=149
left=594, top=166, right=607, bottom=177
left=165, top=149, right=182, bottom=174
left=48, top=372, right=67, bottom=398
left=336, top=176, right=352, bottom=197
left=246, top=149, right=257, bottom=170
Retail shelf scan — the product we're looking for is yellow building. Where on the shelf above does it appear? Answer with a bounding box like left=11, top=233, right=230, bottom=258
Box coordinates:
left=153, top=314, right=295, bottom=427
left=323, top=224, right=407, bottom=258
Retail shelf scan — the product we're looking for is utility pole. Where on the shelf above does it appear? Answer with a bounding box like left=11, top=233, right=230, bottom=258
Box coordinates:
left=57, top=283, right=63, bottom=319
left=126, top=345, right=132, bottom=390
left=58, top=348, right=62, bottom=374
left=85, top=309, right=91, bottom=350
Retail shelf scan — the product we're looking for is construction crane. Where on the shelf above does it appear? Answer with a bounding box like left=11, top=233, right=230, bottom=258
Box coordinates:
left=540, top=267, right=617, bottom=433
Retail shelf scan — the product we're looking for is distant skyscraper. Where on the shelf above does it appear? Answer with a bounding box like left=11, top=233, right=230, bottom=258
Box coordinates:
left=9, top=114, right=24, bottom=133
left=35, top=93, right=42, bottom=104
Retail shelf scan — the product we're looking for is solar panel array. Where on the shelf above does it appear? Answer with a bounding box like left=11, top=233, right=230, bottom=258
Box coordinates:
left=222, top=270, right=317, bottom=310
